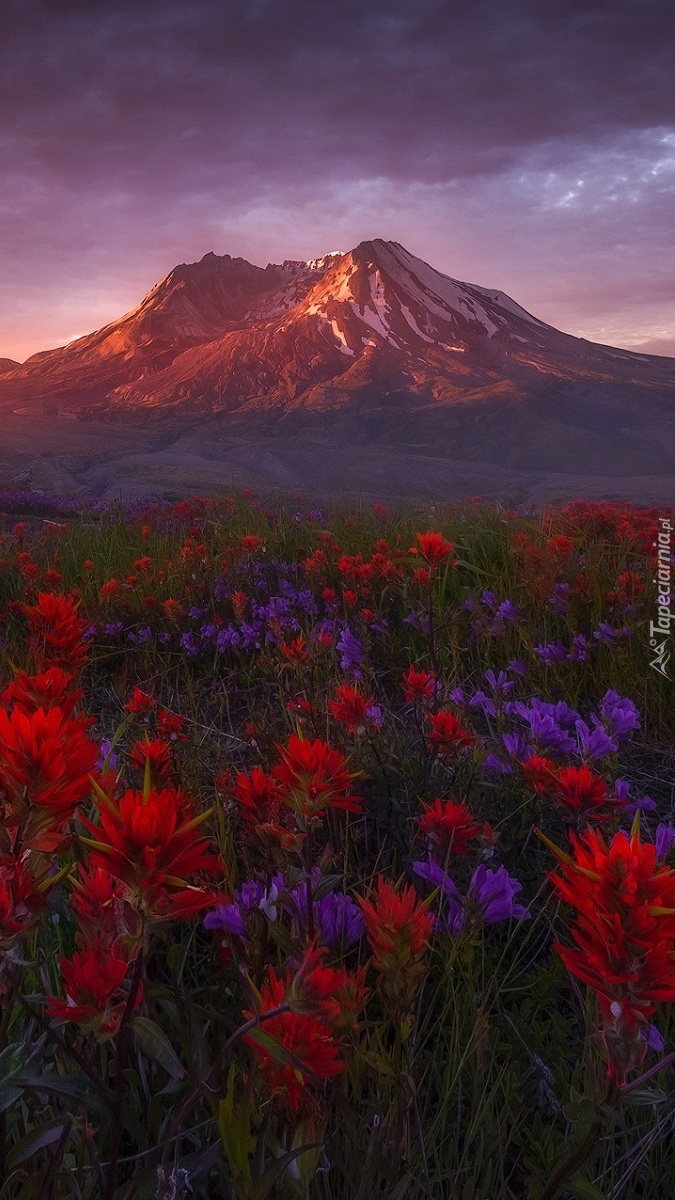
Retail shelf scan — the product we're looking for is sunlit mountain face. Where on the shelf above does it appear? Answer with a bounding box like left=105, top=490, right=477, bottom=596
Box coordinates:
left=1, top=239, right=674, bottom=496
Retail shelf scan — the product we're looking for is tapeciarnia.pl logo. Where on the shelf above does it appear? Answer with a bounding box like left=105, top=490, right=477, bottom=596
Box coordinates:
left=649, top=516, right=672, bottom=679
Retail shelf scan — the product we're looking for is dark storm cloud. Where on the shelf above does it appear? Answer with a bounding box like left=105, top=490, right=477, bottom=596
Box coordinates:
left=1, top=0, right=674, bottom=358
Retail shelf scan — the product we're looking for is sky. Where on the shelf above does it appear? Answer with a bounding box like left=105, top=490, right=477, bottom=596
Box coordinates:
left=1, top=0, right=674, bottom=362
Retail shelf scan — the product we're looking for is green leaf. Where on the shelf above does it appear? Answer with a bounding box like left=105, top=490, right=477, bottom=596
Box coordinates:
left=622, top=1087, right=667, bottom=1107
left=6, top=1118, right=70, bottom=1170
left=12, top=1073, right=112, bottom=1114
left=251, top=1144, right=319, bottom=1200
left=568, top=1175, right=607, bottom=1200
left=131, top=1016, right=186, bottom=1080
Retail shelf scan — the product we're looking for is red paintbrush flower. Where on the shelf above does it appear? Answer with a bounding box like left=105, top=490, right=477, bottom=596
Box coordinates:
left=521, top=755, right=558, bottom=795
left=22, top=592, right=89, bottom=674
left=0, top=667, right=84, bottom=718
left=70, top=864, right=131, bottom=947
left=359, top=877, right=434, bottom=974
left=401, top=666, right=436, bottom=703
left=410, top=531, right=456, bottom=567
left=273, top=734, right=362, bottom=819
left=280, top=635, right=309, bottom=665
left=0, top=855, right=50, bottom=949
left=124, top=688, right=155, bottom=714
left=417, top=798, right=486, bottom=858
left=129, top=737, right=173, bottom=780
left=427, top=710, right=476, bottom=755
left=80, top=785, right=222, bottom=919
left=243, top=967, right=344, bottom=1112
left=0, top=706, right=99, bottom=841
left=546, top=824, right=675, bottom=1083
left=328, top=682, right=377, bottom=734
left=46, top=936, right=142, bottom=1038
left=552, top=765, right=614, bottom=819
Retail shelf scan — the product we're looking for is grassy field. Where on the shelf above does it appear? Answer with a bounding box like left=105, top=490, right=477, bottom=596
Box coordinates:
left=0, top=488, right=673, bottom=1200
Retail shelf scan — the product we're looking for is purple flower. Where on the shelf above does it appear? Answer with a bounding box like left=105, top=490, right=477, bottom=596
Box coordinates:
left=484, top=669, right=515, bottom=695
left=508, top=659, right=527, bottom=677
left=204, top=902, right=247, bottom=938
left=482, top=753, right=513, bottom=775
left=656, top=825, right=675, bottom=863
left=468, top=865, right=530, bottom=924
left=600, top=691, right=641, bottom=741
left=503, top=731, right=532, bottom=760
left=96, top=740, right=118, bottom=772
left=575, top=719, right=617, bottom=761
left=641, top=1024, right=665, bottom=1053
left=593, top=623, right=632, bottom=645
left=567, top=634, right=591, bottom=662
left=534, top=641, right=568, bottom=665
left=286, top=881, right=364, bottom=948
left=469, top=690, right=496, bottom=717
left=337, top=627, right=364, bottom=677
left=549, top=582, right=571, bottom=615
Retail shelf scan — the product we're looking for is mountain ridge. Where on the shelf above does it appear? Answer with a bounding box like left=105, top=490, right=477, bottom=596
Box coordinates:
left=1, top=238, right=674, bottom=501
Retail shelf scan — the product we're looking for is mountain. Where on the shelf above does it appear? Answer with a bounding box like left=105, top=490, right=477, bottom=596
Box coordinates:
left=1, top=239, right=674, bottom=501
left=0, top=358, right=20, bottom=374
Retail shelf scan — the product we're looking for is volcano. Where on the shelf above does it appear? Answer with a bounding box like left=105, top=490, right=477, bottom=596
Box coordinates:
left=1, top=239, right=674, bottom=501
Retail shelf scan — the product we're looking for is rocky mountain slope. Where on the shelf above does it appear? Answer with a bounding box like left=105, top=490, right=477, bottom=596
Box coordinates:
left=1, top=239, right=674, bottom=500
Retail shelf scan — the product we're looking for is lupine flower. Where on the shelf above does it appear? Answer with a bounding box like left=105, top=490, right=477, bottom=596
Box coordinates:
left=243, top=967, right=344, bottom=1111
left=467, top=864, right=530, bottom=925
left=600, top=691, right=641, bottom=741
left=412, top=858, right=529, bottom=932
left=287, top=881, right=364, bottom=949
left=534, top=640, right=569, bottom=665
left=427, top=710, right=476, bottom=755
left=655, top=824, right=675, bottom=863
left=574, top=720, right=618, bottom=761
left=336, top=627, right=364, bottom=677
left=46, top=937, right=141, bottom=1038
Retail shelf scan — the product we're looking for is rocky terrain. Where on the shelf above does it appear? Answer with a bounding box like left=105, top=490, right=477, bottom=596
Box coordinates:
left=1, top=239, right=674, bottom=502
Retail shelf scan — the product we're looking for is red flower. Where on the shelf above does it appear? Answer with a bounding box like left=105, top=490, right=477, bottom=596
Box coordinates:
left=243, top=967, right=344, bottom=1112
left=70, top=865, right=129, bottom=946
left=22, top=592, right=89, bottom=674
left=401, top=666, right=436, bottom=703
left=46, top=937, right=141, bottom=1037
left=417, top=798, right=485, bottom=858
left=410, top=531, right=456, bottom=567
left=280, top=636, right=309, bottom=665
left=521, top=755, right=558, bottom=795
left=273, top=734, right=362, bottom=819
left=124, top=688, right=155, bottom=714
left=0, top=855, right=49, bottom=949
left=427, top=710, right=476, bottom=755
left=0, top=706, right=99, bottom=841
left=359, top=877, right=433, bottom=975
left=80, top=785, right=222, bottom=919
left=552, top=765, right=614, bottom=819
left=239, top=535, right=264, bottom=554
left=129, top=737, right=173, bottom=780
left=547, top=825, right=675, bottom=1082
left=328, top=682, right=377, bottom=734
left=0, top=667, right=83, bottom=718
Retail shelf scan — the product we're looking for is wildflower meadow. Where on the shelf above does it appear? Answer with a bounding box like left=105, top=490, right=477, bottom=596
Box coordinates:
left=0, top=488, right=673, bottom=1200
